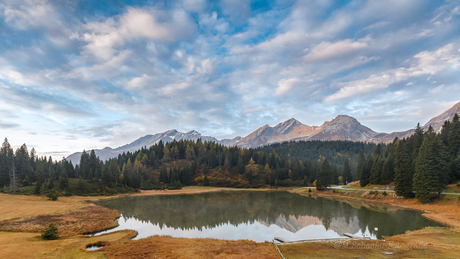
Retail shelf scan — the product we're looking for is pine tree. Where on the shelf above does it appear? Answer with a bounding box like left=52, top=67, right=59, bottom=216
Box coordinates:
left=80, top=150, right=90, bottom=179
left=381, top=154, right=395, bottom=185
left=394, top=140, right=413, bottom=198
left=360, top=155, right=373, bottom=187
left=413, top=136, right=446, bottom=203
left=203, top=175, right=210, bottom=186
left=343, top=158, right=352, bottom=184
left=0, top=138, right=12, bottom=189
left=316, top=159, right=331, bottom=190
left=78, top=176, right=85, bottom=191
left=356, top=152, right=365, bottom=181
left=59, top=169, right=69, bottom=191
left=162, top=146, right=170, bottom=161
left=448, top=113, right=460, bottom=158
left=185, top=145, right=195, bottom=160
left=370, top=157, right=384, bottom=184
left=237, top=155, right=245, bottom=175
left=35, top=167, right=45, bottom=194
left=224, top=154, right=231, bottom=171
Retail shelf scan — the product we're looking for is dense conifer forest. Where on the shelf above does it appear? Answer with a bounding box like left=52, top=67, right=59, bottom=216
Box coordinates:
left=0, top=114, right=459, bottom=202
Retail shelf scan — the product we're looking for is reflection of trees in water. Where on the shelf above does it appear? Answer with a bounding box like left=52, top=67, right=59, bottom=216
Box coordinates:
left=95, top=191, right=442, bottom=239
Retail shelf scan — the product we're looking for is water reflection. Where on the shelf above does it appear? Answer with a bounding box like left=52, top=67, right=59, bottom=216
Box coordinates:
left=93, top=191, right=442, bottom=242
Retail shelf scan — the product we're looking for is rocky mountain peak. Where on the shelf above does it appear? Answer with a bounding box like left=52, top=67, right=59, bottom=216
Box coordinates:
left=423, top=101, right=460, bottom=132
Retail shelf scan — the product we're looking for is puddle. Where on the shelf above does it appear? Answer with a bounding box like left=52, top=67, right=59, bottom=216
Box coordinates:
left=86, top=245, right=104, bottom=251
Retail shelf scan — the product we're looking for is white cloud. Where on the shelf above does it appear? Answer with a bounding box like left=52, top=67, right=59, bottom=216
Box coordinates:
left=76, top=7, right=197, bottom=60
left=127, top=74, right=151, bottom=89
left=363, top=21, right=390, bottom=30
left=304, top=37, right=371, bottom=62
left=325, top=43, right=460, bottom=102
left=275, top=78, right=300, bottom=96
left=66, top=50, right=132, bottom=81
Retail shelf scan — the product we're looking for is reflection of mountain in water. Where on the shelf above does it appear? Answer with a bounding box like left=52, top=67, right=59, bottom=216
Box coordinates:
left=94, top=191, right=442, bottom=239
left=259, top=214, right=361, bottom=236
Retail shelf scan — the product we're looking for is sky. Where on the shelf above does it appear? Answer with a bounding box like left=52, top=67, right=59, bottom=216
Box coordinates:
left=1, top=0, right=460, bottom=159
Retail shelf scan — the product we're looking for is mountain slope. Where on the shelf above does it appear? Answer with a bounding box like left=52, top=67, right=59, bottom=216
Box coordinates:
left=66, top=101, right=460, bottom=164
left=306, top=115, right=377, bottom=142
left=235, top=118, right=325, bottom=148
left=67, top=130, right=241, bottom=165
left=422, top=102, right=460, bottom=132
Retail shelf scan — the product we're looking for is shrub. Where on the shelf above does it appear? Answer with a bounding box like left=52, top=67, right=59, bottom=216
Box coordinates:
left=47, top=192, right=58, bottom=201
left=382, top=191, right=387, bottom=196
left=308, top=188, right=312, bottom=193
left=42, top=223, right=59, bottom=240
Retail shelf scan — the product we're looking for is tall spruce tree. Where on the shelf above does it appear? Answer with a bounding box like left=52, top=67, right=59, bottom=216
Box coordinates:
left=0, top=138, right=12, bottom=189
left=360, top=155, right=373, bottom=187
left=316, top=159, right=331, bottom=190
left=394, top=140, right=413, bottom=197
left=381, top=154, right=395, bottom=185
left=343, top=158, right=352, bottom=184
left=356, top=152, right=365, bottom=182
left=413, top=135, right=446, bottom=203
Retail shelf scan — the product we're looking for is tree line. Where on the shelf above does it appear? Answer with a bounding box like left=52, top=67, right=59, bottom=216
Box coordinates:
left=1, top=113, right=458, bottom=201
left=316, top=114, right=460, bottom=203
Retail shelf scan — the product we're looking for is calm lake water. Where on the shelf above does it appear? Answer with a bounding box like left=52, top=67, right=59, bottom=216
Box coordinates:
left=92, top=191, right=442, bottom=242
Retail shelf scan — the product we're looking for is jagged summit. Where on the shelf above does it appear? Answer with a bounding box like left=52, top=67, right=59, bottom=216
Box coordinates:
left=67, top=101, right=460, bottom=164
left=423, top=101, right=460, bottom=132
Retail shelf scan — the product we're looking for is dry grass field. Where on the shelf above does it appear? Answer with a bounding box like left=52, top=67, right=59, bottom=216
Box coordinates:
left=103, top=236, right=279, bottom=259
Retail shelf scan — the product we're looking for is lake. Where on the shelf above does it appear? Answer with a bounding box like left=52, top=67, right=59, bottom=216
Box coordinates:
left=92, top=190, right=442, bottom=242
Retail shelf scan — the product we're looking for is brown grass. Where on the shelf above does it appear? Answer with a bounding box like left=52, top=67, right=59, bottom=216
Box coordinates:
left=0, top=205, right=119, bottom=237
left=0, top=230, right=136, bottom=259
left=103, top=236, right=279, bottom=259
left=278, top=237, right=459, bottom=259
left=0, top=193, right=108, bottom=221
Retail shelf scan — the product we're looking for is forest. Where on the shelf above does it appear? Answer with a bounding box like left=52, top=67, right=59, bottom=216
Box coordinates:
left=0, top=114, right=459, bottom=202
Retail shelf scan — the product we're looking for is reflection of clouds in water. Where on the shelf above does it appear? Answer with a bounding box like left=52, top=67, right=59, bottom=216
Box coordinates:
left=108, top=215, right=345, bottom=242
left=92, top=192, right=442, bottom=241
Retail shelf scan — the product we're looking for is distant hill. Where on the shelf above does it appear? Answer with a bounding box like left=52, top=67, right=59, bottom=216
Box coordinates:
left=66, top=101, right=460, bottom=164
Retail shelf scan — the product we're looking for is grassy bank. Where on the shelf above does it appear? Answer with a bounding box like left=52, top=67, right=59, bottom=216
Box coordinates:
left=2, top=186, right=460, bottom=258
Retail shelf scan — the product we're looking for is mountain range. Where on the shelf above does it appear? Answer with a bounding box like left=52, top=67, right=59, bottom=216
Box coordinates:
left=66, top=101, right=460, bottom=164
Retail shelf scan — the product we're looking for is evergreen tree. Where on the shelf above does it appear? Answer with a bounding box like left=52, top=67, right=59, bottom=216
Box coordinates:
left=343, top=158, right=352, bottom=184
left=316, top=159, right=331, bottom=190
left=360, top=155, right=373, bottom=187
left=80, top=150, right=90, bottom=179
left=370, top=158, right=384, bottom=184
left=48, top=177, right=54, bottom=189
left=59, top=169, right=69, bottom=191
left=394, top=140, right=413, bottom=198
left=224, top=154, right=231, bottom=171
left=78, top=176, right=85, bottom=191
left=413, top=136, right=446, bottom=203
left=448, top=113, right=460, bottom=158
left=0, top=138, right=12, bottom=188
left=237, top=155, right=245, bottom=175
left=23, top=175, right=30, bottom=186
left=356, top=152, right=365, bottom=181
left=203, top=175, right=210, bottom=186
left=185, top=145, right=195, bottom=160
left=35, top=167, right=45, bottom=194
left=381, top=154, right=395, bottom=185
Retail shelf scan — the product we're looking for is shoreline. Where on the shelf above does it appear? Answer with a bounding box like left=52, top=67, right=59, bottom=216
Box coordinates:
left=1, top=187, right=460, bottom=258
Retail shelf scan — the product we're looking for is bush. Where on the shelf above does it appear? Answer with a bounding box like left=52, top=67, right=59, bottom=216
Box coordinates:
left=382, top=191, right=387, bottom=196
left=42, top=223, right=59, bottom=240
left=47, top=192, right=58, bottom=201
left=308, top=188, right=312, bottom=193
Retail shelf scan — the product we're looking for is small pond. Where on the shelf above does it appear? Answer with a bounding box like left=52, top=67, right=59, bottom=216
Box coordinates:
left=92, top=191, right=442, bottom=242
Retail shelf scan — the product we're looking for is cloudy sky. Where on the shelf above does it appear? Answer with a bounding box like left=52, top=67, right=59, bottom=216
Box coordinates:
left=1, top=0, right=460, bottom=158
